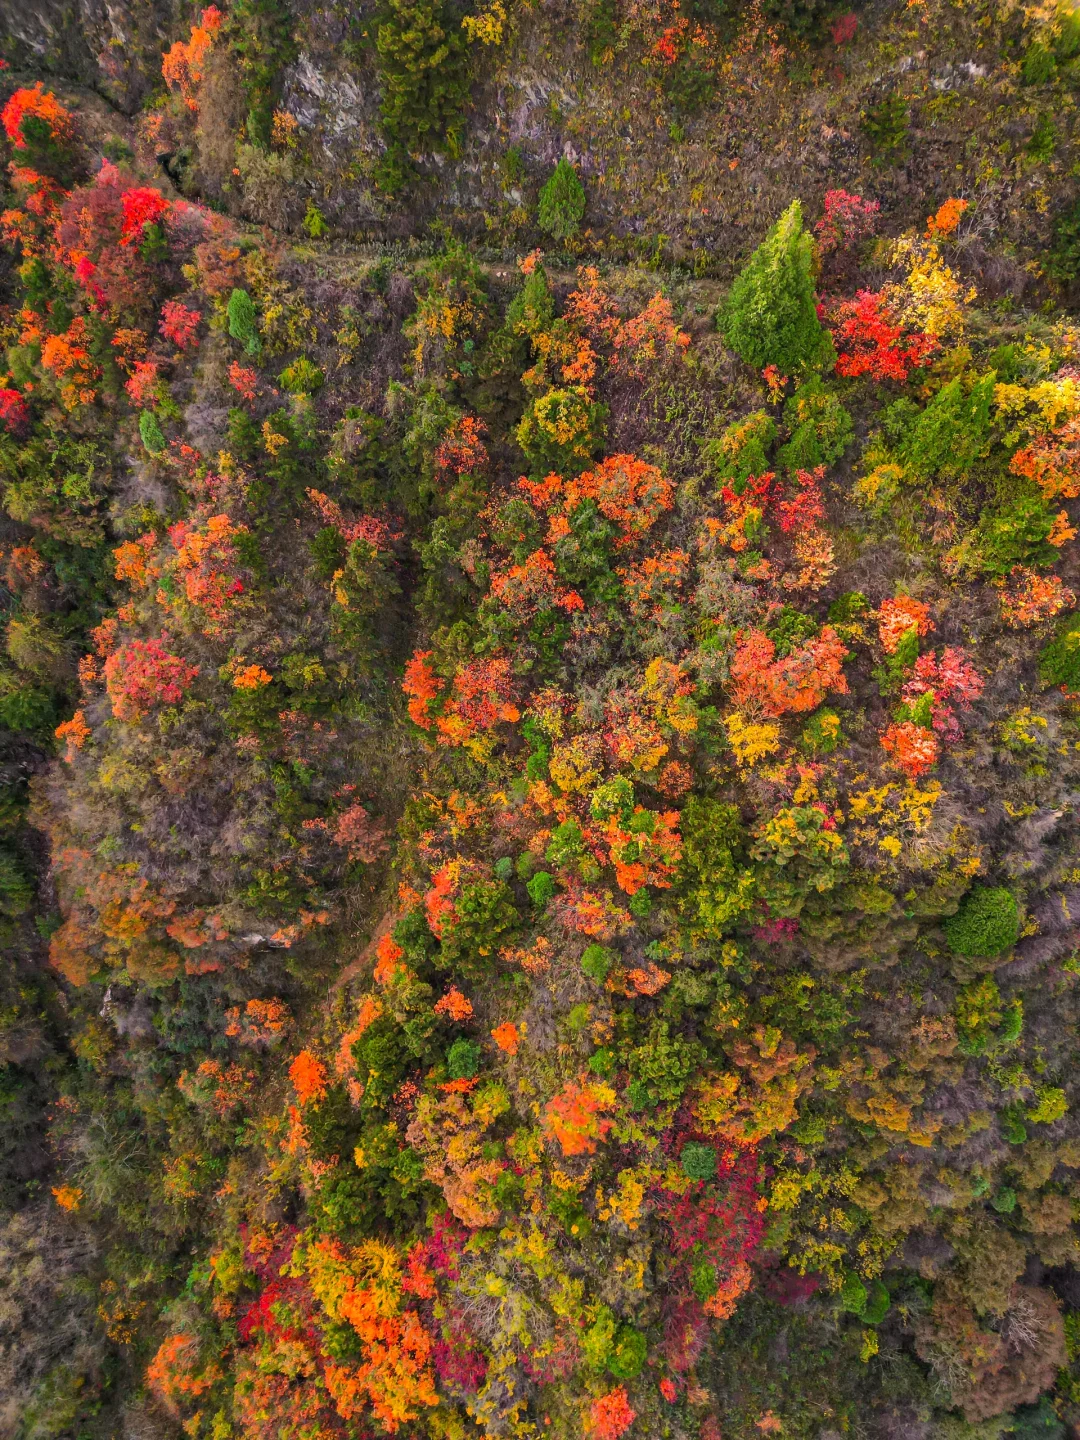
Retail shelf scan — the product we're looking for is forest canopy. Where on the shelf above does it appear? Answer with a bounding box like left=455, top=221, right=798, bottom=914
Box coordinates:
left=6, top=2, right=1080, bottom=1439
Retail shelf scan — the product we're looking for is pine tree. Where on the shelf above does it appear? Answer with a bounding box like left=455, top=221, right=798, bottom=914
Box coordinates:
left=375, top=0, right=469, bottom=194
left=538, top=158, right=586, bottom=242
left=720, top=200, right=834, bottom=374
left=139, top=409, right=166, bottom=454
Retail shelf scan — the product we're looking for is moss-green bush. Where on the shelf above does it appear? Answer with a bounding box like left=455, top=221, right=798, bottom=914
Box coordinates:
left=766, top=606, right=817, bottom=657
left=625, top=1020, right=705, bottom=1108
left=972, top=490, right=1059, bottom=577
left=761, top=0, right=831, bottom=36
left=801, top=707, right=843, bottom=756
left=581, top=943, right=613, bottom=982
left=944, top=887, right=1020, bottom=958
left=1022, top=39, right=1057, bottom=85
left=678, top=797, right=754, bottom=936
left=526, top=871, right=556, bottom=908
left=228, top=0, right=299, bottom=147
left=839, top=1271, right=868, bottom=1314
left=303, top=200, right=328, bottom=239
left=606, top=1325, right=647, bottom=1379
left=778, top=377, right=853, bottom=471
left=440, top=880, right=518, bottom=971
left=1058, top=9, right=1080, bottom=60
left=227, top=287, right=262, bottom=356
left=0, top=849, right=32, bottom=917
left=1049, top=198, right=1080, bottom=283
left=516, top=386, right=607, bottom=475
left=901, top=374, right=995, bottom=485
left=582, top=1305, right=617, bottom=1368
left=861, top=95, right=910, bottom=161
left=860, top=1280, right=891, bottom=1325
left=708, top=410, right=776, bottom=488
left=446, top=1037, right=481, bottom=1080
left=278, top=357, right=324, bottom=394
left=1028, top=113, right=1057, bottom=162
left=1039, top=613, right=1080, bottom=690
left=680, top=1142, right=717, bottom=1180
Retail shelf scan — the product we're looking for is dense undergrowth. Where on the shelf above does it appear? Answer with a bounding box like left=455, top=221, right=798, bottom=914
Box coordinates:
left=8, top=2, right=1080, bottom=1439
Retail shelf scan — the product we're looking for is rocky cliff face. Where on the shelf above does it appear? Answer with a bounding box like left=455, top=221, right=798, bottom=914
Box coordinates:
left=0, top=0, right=187, bottom=111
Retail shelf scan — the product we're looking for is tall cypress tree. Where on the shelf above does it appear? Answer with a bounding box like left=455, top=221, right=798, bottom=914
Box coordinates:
left=720, top=200, right=834, bottom=374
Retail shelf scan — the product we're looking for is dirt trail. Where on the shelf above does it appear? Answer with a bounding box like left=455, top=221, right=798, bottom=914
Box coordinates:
left=329, top=905, right=396, bottom=1001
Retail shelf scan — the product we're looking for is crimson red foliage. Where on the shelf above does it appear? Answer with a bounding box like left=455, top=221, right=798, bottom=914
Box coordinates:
left=775, top=467, right=826, bottom=532
left=160, top=299, right=202, bottom=350
left=55, top=169, right=168, bottom=314
left=120, top=187, right=169, bottom=246
left=901, top=646, right=984, bottom=741
left=829, top=290, right=937, bottom=382
left=814, top=189, right=878, bottom=254
left=655, top=1144, right=766, bottom=1284
left=659, top=1297, right=709, bottom=1372
left=0, top=387, right=29, bottom=434
left=103, top=636, right=199, bottom=721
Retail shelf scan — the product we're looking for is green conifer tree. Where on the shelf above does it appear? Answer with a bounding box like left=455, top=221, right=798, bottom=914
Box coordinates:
left=376, top=0, right=469, bottom=193
left=719, top=200, right=834, bottom=374
left=138, top=410, right=166, bottom=455
left=538, top=158, right=586, bottom=242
